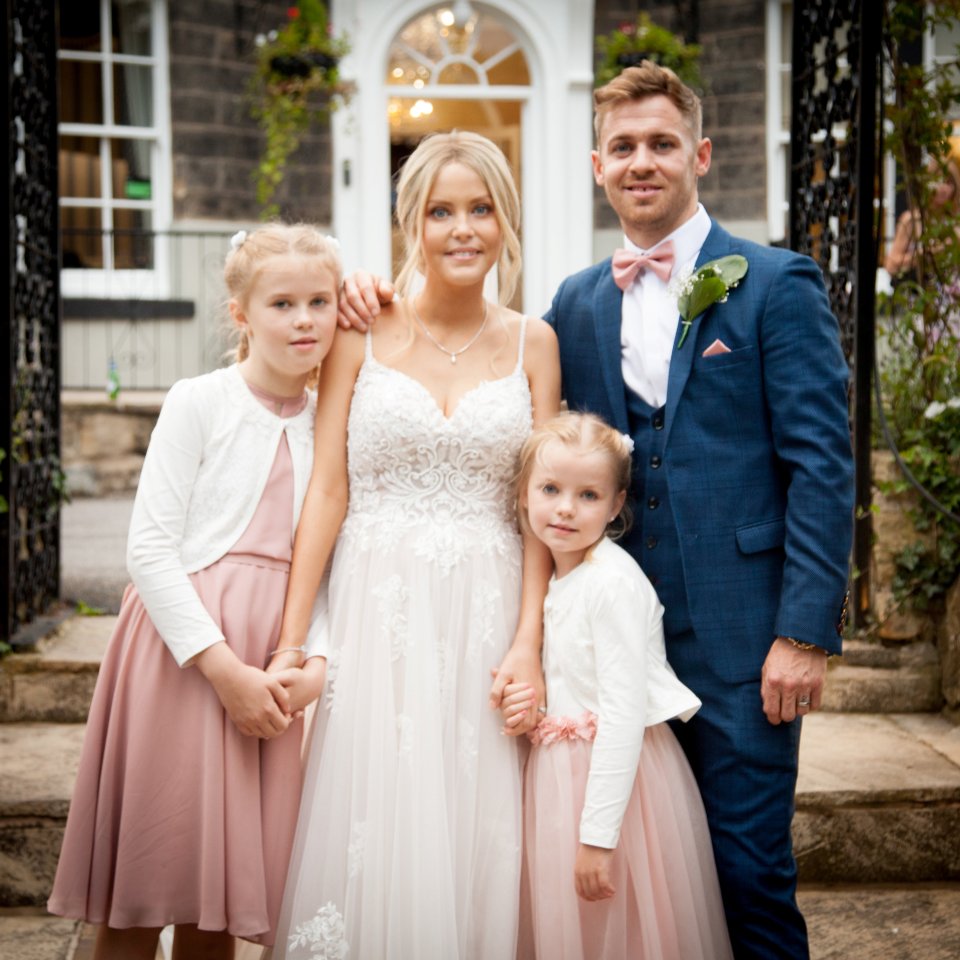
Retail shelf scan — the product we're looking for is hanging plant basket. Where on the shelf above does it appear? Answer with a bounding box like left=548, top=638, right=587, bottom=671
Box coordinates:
left=596, top=14, right=703, bottom=90
left=249, top=1, right=351, bottom=218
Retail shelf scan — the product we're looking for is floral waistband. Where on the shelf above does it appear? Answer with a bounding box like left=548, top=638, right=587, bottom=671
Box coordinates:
left=528, top=710, right=597, bottom=747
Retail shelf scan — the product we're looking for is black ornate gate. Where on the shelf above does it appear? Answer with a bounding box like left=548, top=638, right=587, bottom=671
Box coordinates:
left=2, top=0, right=62, bottom=645
left=789, top=0, right=881, bottom=626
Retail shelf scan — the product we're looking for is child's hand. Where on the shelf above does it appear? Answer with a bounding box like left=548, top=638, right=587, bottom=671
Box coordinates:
left=196, top=642, right=292, bottom=738
left=274, top=658, right=327, bottom=715
left=575, top=844, right=616, bottom=902
left=489, top=644, right=545, bottom=738
left=496, top=676, right=539, bottom=733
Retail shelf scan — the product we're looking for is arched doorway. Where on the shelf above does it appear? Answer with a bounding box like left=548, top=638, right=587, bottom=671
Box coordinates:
left=331, top=0, right=596, bottom=313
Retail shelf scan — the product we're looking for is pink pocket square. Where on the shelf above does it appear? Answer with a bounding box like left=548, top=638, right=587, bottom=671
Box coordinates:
left=702, top=338, right=732, bottom=357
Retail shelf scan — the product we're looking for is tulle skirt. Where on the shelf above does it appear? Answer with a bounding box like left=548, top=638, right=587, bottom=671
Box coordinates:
left=517, top=719, right=733, bottom=960
left=47, top=557, right=303, bottom=945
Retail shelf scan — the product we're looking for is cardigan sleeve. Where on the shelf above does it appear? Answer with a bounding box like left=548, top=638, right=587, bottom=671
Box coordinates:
left=126, top=379, right=226, bottom=666
left=578, top=569, right=652, bottom=849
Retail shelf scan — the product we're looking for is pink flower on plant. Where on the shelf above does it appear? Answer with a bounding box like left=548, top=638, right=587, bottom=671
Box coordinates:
left=287, top=6, right=300, bottom=19
left=618, top=21, right=636, bottom=36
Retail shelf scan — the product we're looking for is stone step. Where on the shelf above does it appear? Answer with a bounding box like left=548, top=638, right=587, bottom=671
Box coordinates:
left=0, top=909, right=81, bottom=960
left=795, top=712, right=960, bottom=883
left=0, top=617, right=114, bottom=724
left=0, top=724, right=86, bottom=907
left=1, top=712, right=958, bottom=910
left=821, top=639, right=943, bottom=713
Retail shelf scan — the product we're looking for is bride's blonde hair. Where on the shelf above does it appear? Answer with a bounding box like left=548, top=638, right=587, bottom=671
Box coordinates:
left=393, top=131, right=522, bottom=304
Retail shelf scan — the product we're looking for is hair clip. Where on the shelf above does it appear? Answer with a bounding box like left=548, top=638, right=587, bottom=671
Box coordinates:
left=620, top=433, right=635, bottom=455
left=229, top=230, right=248, bottom=251
left=324, top=234, right=340, bottom=250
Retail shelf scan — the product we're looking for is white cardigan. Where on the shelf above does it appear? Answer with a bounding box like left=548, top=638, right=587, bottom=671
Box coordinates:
left=542, top=537, right=701, bottom=849
left=126, top=364, right=327, bottom=666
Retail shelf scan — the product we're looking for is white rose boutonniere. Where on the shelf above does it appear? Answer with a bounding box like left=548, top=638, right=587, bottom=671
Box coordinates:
left=673, top=255, right=749, bottom=349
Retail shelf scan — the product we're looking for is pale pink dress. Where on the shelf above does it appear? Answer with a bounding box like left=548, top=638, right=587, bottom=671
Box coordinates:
left=48, top=384, right=306, bottom=946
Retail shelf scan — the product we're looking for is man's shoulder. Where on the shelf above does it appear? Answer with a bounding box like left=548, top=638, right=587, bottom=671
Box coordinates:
left=708, top=222, right=816, bottom=274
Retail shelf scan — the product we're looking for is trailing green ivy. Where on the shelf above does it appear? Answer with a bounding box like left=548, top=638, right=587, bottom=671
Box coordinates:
left=595, top=14, right=703, bottom=90
left=879, top=1, right=960, bottom=612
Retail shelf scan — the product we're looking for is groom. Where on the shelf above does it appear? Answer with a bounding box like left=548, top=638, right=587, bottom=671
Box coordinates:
left=338, top=63, right=854, bottom=959
left=544, top=64, right=853, bottom=958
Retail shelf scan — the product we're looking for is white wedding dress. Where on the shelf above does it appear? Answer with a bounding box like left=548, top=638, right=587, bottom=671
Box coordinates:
left=274, top=323, right=532, bottom=960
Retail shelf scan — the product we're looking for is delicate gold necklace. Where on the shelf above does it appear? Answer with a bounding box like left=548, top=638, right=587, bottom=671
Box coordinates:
left=411, top=299, right=489, bottom=364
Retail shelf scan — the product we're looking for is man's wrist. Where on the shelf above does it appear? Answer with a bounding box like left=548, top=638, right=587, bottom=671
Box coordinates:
left=779, top=635, right=829, bottom=656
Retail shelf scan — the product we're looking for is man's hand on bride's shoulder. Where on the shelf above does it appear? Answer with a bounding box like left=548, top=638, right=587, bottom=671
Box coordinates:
left=338, top=270, right=396, bottom=331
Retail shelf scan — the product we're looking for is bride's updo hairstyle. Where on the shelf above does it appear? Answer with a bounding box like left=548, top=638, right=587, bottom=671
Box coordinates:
left=393, top=130, right=522, bottom=305
left=515, top=411, right=634, bottom=542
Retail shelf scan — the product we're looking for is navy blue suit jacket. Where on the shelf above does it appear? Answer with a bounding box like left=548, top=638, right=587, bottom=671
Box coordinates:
left=546, top=220, right=854, bottom=683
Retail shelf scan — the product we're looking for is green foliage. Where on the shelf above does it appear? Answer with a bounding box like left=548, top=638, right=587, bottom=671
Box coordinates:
left=887, top=403, right=960, bottom=610
left=595, top=14, right=703, bottom=90
left=0, top=448, right=7, bottom=514
left=76, top=599, right=106, bottom=616
left=250, top=1, right=350, bottom=218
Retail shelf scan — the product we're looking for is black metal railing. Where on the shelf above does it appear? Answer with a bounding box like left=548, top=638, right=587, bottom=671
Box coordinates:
left=3, top=0, right=62, bottom=645
left=789, top=0, right=880, bottom=626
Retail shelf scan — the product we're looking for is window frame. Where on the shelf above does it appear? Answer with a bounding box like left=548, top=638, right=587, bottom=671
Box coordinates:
left=58, top=0, right=172, bottom=298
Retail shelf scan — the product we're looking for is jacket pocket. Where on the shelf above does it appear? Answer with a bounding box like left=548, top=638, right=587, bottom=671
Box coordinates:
left=735, top=517, right=786, bottom=554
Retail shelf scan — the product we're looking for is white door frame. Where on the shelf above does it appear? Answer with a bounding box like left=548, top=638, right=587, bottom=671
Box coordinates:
left=330, top=0, right=596, bottom=314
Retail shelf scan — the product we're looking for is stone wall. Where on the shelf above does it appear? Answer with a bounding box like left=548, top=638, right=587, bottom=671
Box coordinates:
left=167, top=0, right=333, bottom=224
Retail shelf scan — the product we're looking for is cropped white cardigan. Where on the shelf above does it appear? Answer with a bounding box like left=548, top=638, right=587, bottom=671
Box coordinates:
left=126, top=364, right=328, bottom=666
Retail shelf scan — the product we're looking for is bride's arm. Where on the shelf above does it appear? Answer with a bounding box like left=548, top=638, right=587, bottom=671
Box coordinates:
left=267, top=328, right=365, bottom=692
left=489, top=319, right=561, bottom=734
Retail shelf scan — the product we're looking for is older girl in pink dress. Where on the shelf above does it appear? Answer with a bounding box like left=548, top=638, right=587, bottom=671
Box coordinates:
left=48, top=225, right=340, bottom=960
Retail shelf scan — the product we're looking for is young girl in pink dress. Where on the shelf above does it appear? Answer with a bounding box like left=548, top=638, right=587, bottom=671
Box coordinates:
left=506, top=412, right=733, bottom=960
left=47, top=224, right=340, bottom=960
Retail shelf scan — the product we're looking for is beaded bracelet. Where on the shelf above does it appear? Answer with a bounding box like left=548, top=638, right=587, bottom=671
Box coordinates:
left=782, top=636, right=826, bottom=654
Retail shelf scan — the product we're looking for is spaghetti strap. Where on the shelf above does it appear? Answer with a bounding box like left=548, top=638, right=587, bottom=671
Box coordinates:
left=514, top=315, right=529, bottom=373
left=364, top=329, right=374, bottom=361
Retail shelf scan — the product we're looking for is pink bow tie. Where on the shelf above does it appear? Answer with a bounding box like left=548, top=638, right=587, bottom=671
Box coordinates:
left=611, top=241, right=676, bottom=290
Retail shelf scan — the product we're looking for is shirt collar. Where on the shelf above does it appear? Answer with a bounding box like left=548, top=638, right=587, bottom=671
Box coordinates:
left=622, top=203, right=712, bottom=268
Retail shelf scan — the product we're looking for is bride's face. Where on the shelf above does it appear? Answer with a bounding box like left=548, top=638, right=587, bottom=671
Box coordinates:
left=420, top=162, right=502, bottom=288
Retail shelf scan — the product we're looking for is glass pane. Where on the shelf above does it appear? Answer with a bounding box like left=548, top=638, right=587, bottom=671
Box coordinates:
left=398, top=11, right=444, bottom=63
left=114, top=63, right=153, bottom=126
left=113, top=209, right=153, bottom=269
left=112, top=0, right=152, bottom=56
left=61, top=206, right=104, bottom=269
left=473, top=18, right=515, bottom=63
left=59, top=59, right=104, bottom=124
left=387, top=42, right=433, bottom=85
left=59, top=2, right=101, bottom=53
left=59, top=136, right=105, bottom=200
left=438, top=61, right=479, bottom=84
left=935, top=21, right=960, bottom=59
left=486, top=48, right=530, bottom=86
left=111, top=138, right=153, bottom=196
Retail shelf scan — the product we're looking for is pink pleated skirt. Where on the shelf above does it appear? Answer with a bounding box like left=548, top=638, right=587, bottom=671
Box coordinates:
left=517, top=719, right=733, bottom=960
left=47, top=556, right=303, bottom=945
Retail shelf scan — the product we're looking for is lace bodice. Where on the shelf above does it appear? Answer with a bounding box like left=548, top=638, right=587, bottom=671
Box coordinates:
left=339, top=327, right=532, bottom=573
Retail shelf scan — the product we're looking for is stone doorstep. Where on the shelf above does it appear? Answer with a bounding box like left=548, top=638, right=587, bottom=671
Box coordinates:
left=795, top=713, right=960, bottom=883
left=0, top=910, right=80, bottom=960
left=0, top=618, right=116, bottom=724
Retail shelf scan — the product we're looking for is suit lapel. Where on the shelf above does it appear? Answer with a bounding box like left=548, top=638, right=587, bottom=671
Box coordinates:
left=663, top=220, right=732, bottom=447
left=593, top=268, right=630, bottom=433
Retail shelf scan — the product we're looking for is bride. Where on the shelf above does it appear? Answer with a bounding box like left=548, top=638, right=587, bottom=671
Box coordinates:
left=268, top=131, right=560, bottom=959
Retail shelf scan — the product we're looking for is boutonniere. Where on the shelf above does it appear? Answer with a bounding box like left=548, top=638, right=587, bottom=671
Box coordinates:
left=673, top=255, right=749, bottom=349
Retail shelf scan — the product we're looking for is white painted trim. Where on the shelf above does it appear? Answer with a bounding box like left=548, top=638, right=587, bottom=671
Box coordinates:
left=765, top=0, right=786, bottom=243
left=331, top=0, right=595, bottom=314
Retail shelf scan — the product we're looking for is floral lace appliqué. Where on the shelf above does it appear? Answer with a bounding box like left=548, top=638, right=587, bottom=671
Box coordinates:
left=347, top=821, right=366, bottom=879
left=374, top=575, right=410, bottom=661
left=288, top=901, right=349, bottom=959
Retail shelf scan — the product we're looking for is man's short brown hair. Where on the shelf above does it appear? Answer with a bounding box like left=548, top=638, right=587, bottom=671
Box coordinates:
left=594, top=62, right=703, bottom=144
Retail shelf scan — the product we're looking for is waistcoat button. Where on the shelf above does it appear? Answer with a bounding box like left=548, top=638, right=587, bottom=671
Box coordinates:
left=647, top=496, right=659, bottom=509
left=650, top=455, right=662, bottom=468
left=646, top=536, right=658, bottom=549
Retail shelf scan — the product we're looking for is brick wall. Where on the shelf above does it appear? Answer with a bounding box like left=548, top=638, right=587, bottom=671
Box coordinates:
left=167, top=0, right=333, bottom=223
left=593, top=0, right=768, bottom=229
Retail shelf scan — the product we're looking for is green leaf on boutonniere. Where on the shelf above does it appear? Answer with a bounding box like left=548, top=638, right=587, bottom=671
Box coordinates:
left=675, top=254, right=749, bottom=349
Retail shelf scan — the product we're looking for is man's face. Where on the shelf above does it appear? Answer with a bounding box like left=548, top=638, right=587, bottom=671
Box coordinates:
left=592, top=95, right=712, bottom=249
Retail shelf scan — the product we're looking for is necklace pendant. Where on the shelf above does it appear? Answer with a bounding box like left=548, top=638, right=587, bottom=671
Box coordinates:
left=450, top=354, right=457, bottom=364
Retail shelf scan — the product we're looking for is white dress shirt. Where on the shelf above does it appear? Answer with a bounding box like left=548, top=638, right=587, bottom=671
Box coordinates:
left=542, top=537, right=701, bottom=849
left=620, top=204, right=712, bottom=408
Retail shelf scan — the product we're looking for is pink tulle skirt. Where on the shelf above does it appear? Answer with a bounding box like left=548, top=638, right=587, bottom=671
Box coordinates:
left=47, top=557, right=303, bottom=945
left=517, top=717, right=733, bottom=960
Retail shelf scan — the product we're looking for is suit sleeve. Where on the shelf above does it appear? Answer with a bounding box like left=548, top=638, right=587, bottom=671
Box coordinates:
left=760, top=254, right=854, bottom=652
